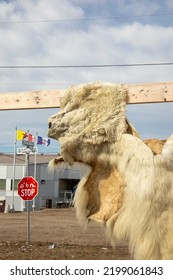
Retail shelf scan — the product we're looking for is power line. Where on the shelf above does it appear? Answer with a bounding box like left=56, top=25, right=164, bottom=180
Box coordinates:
left=0, top=83, right=71, bottom=86
left=0, top=62, right=173, bottom=69
left=0, top=13, right=173, bottom=24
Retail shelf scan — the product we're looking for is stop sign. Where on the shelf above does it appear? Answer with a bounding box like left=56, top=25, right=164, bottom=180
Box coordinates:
left=18, top=176, right=39, bottom=201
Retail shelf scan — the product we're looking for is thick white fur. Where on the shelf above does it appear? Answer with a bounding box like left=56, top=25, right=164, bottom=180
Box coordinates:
left=73, top=163, right=93, bottom=226
left=48, top=82, right=127, bottom=146
left=49, top=134, right=173, bottom=259
left=48, top=82, right=173, bottom=259
left=106, top=134, right=173, bottom=260
left=48, top=158, right=93, bottom=225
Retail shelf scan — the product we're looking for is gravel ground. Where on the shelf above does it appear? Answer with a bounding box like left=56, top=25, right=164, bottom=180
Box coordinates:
left=0, top=208, right=130, bottom=260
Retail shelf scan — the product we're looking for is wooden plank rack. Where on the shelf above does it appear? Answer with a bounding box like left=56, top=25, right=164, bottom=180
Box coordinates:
left=0, top=82, right=173, bottom=110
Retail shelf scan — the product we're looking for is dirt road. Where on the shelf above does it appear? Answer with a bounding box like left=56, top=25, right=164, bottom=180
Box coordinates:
left=0, top=208, right=130, bottom=260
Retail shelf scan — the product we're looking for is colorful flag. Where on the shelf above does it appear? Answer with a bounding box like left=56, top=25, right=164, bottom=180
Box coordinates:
left=37, top=135, right=50, bottom=146
left=42, top=138, right=51, bottom=146
left=28, top=133, right=35, bottom=142
left=37, top=135, right=43, bottom=145
left=16, top=130, right=27, bottom=140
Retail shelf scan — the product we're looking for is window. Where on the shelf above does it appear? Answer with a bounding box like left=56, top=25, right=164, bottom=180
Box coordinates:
left=0, top=179, right=6, bottom=190
left=11, top=179, right=20, bottom=191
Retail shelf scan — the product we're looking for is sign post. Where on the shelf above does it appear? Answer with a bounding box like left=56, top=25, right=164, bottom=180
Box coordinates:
left=18, top=176, right=38, bottom=243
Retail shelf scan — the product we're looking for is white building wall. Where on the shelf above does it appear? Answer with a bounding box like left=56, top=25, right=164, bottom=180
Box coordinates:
left=40, top=165, right=53, bottom=180
left=6, top=179, right=11, bottom=191
left=0, top=167, right=6, bottom=201
left=54, top=181, right=59, bottom=197
left=0, top=161, right=82, bottom=212
left=0, top=190, right=6, bottom=199
left=6, top=165, right=25, bottom=179
left=0, top=166, right=6, bottom=178
left=5, top=190, right=23, bottom=212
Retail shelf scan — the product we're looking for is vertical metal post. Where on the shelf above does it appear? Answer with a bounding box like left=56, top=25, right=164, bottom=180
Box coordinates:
left=32, top=137, right=38, bottom=211
left=25, top=151, right=30, bottom=244
left=10, top=127, right=17, bottom=212
left=27, top=200, right=30, bottom=244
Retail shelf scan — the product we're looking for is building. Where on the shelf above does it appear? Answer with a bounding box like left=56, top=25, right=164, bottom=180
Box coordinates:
left=0, top=153, right=81, bottom=212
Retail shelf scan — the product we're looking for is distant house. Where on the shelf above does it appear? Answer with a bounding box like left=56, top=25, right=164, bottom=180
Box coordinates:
left=0, top=153, right=81, bottom=212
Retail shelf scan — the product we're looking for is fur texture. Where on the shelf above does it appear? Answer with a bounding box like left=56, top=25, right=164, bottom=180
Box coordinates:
left=48, top=82, right=128, bottom=149
left=48, top=82, right=173, bottom=260
left=106, top=134, right=173, bottom=259
left=48, top=82, right=132, bottom=224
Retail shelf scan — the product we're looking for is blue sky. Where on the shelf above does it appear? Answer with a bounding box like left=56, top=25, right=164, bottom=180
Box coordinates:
left=0, top=0, right=173, bottom=153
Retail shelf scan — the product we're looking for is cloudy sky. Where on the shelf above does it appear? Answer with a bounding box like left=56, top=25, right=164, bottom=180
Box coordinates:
left=0, top=0, right=173, bottom=154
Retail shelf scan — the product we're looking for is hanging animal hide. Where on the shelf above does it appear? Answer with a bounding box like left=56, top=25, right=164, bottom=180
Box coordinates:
left=48, top=82, right=173, bottom=260
left=48, top=82, right=134, bottom=223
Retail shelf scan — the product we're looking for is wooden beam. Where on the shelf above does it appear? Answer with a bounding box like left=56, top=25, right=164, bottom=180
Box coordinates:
left=0, top=82, right=173, bottom=110
left=127, top=82, right=173, bottom=104
left=0, top=89, right=66, bottom=110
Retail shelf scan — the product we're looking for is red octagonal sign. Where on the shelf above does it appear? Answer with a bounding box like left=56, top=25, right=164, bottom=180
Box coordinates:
left=18, top=176, right=39, bottom=201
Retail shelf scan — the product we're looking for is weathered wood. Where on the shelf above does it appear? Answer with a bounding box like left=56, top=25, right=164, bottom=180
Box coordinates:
left=0, top=89, right=66, bottom=110
left=127, top=82, right=173, bottom=104
left=0, top=82, right=173, bottom=110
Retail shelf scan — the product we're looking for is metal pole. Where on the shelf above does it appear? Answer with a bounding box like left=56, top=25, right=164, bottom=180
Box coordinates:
left=25, top=151, right=30, bottom=244
left=27, top=200, right=30, bottom=244
left=32, top=131, right=37, bottom=211
left=32, top=153, right=36, bottom=211
left=10, top=127, right=17, bottom=212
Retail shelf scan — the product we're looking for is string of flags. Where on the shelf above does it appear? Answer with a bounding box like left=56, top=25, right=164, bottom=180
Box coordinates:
left=16, top=129, right=51, bottom=146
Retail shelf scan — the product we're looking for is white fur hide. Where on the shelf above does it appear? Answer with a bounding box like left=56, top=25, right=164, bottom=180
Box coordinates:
left=106, top=134, right=173, bottom=260
left=48, top=82, right=173, bottom=260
